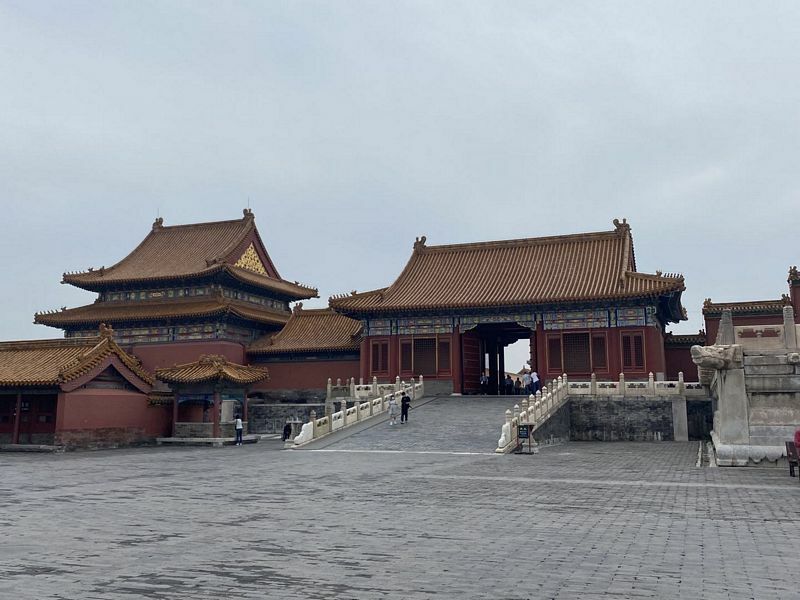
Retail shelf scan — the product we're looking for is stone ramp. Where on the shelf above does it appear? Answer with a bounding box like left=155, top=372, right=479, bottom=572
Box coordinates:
left=318, top=395, right=520, bottom=453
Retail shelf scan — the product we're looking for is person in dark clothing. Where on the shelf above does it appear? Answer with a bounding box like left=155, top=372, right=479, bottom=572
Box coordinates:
left=504, top=374, right=514, bottom=395
left=400, top=392, right=411, bottom=423
left=282, top=421, right=293, bottom=441
left=234, top=414, right=244, bottom=446
left=514, top=378, right=522, bottom=395
left=479, top=372, right=489, bottom=395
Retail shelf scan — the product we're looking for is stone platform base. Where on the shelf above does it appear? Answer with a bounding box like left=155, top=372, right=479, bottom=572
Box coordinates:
left=156, top=435, right=260, bottom=448
left=711, top=431, right=786, bottom=466
left=0, top=444, right=65, bottom=453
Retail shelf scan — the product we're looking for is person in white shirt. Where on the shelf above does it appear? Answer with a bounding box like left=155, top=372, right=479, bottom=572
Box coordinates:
left=388, top=396, right=399, bottom=425
left=234, top=415, right=244, bottom=445
left=531, top=371, right=540, bottom=394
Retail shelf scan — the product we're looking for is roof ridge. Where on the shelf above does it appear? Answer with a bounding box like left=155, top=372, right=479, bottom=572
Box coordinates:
left=417, top=228, right=620, bottom=254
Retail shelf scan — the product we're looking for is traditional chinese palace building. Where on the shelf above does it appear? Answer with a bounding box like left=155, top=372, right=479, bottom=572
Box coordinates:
left=0, top=212, right=702, bottom=448
left=35, top=209, right=318, bottom=373
left=330, top=219, right=688, bottom=395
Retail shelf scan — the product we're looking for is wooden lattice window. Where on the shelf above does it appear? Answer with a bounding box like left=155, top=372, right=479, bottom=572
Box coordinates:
left=592, top=335, right=607, bottom=370
left=400, top=341, right=413, bottom=373
left=563, top=333, right=590, bottom=373
left=371, top=341, right=389, bottom=373
left=547, top=336, right=562, bottom=372
left=413, top=338, right=437, bottom=375
left=621, top=332, right=645, bottom=370
left=437, top=339, right=451, bottom=372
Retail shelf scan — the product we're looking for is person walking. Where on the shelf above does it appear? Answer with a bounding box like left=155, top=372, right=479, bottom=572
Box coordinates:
left=282, top=421, right=293, bottom=442
left=400, top=392, right=411, bottom=424
left=522, top=371, right=532, bottom=394
left=504, top=374, right=513, bottom=395
left=514, top=377, right=522, bottom=395
left=480, top=372, right=489, bottom=395
left=531, top=371, right=540, bottom=394
left=388, top=395, right=399, bottom=425
left=234, top=415, right=244, bottom=446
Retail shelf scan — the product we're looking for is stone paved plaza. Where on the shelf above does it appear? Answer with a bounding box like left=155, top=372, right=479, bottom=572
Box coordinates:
left=3, top=399, right=800, bottom=599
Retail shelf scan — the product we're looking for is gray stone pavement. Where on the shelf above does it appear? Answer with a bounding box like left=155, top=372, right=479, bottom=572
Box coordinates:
left=2, top=429, right=800, bottom=598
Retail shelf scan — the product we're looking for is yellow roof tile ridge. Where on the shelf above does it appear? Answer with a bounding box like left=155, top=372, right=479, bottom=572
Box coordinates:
left=418, top=228, right=619, bottom=254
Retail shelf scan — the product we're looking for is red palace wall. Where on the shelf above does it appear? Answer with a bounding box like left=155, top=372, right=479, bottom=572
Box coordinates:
left=132, top=341, right=246, bottom=373
left=664, top=346, right=699, bottom=381
left=537, top=326, right=667, bottom=381
left=249, top=359, right=361, bottom=393
left=704, top=314, right=784, bottom=345
left=55, top=389, right=171, bottom=448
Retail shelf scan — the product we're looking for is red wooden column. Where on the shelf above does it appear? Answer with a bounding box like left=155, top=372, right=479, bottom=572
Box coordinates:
left=212, top=389, right=221, bottom=438
left=452, top=331, right=463, bottom=394
left=172, top=391, right=179, bottom=437
left=359, top=338, right=369, bottom=382
left=12, top=392, right=22, bottom=445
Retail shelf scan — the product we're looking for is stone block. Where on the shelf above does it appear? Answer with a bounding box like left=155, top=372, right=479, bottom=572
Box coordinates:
left=744, top=355, right=788, bottom=366
left=744, top=364, right=795, bottom=376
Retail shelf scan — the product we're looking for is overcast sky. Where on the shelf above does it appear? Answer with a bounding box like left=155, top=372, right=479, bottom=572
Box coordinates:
left=2, top=1, right=799, bottom=371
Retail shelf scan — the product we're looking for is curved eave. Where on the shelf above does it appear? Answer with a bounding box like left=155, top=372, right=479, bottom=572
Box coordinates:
left=247, top=343, right=361, bottom=356
left=35, top=303, right=291, bottom=328
left=62, top=264, right=226, bottom=292
left=223, top=267, right=318, bottom=300
left=331, top=286, right=686, bottom=317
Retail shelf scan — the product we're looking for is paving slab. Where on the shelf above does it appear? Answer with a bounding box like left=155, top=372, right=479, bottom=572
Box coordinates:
left=1, top=438, right=799, bottom=599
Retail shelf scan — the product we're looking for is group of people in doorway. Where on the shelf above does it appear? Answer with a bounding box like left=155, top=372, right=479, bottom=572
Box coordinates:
left=480, top=370, right=540, bottom=395
left=388, top=391, right=412, bottom=426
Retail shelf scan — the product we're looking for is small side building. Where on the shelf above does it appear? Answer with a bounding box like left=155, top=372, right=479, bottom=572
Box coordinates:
left=0, top=328, right=161, bottom=449
left=246, top=305, right=362, bottom=433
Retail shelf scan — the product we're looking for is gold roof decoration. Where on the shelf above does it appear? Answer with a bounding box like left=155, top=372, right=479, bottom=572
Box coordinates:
left=234, top=243, right=268, bottom=276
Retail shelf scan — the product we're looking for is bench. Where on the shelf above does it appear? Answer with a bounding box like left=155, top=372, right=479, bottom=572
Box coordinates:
left=786, top=441, right=799, bottom=478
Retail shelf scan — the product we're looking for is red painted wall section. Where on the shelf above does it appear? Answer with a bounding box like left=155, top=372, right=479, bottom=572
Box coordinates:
left=55, top=388, right=170, bottom=448
left=791, top=282, right=800, bottom=318
left=704, top=314, right=784, bottom=345
left=133, top=341, right=246, bottom=372
left=452, top=331, right=463, bottom=394
left=249, top=360, right=361, bottom=392
left=664, top=346, right=699, bottom=381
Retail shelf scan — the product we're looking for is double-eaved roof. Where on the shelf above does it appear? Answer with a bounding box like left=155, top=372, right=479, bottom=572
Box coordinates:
left=0, top=331, right=153, bottom=388
left=248, top=306, right=362, bottom=355
left=61, top=209, right=317, bottom=300
left=330, top=219, right=685, bottom=319
left=35, top=294, right=291, bottom=328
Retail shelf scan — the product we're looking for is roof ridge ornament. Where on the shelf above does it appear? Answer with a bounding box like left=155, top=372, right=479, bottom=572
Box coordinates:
left=293, top=302, right=304, bottom=315
left=789, top=265, right=799, bottom=282
left=413, top=236, right=427, bottom=252
left=243, top=208, right=254, bottom=221
left=99, top=323, right=114, bottom=339
left=153, top=217, right=164, bottom=230
left=613, top=218, right=630, bottom=235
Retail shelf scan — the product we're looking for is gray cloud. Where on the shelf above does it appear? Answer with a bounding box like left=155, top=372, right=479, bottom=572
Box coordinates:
left=2, top=1, right=799, bottom=370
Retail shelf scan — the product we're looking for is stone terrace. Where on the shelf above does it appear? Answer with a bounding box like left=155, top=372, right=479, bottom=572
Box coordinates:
left=1, top=439, right=799, bottom=599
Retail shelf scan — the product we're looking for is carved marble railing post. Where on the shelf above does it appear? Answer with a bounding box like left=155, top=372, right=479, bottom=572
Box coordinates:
left=395, top=376, right=401, bottom=394
left=521, top=397, right=529, bottom=421
left=534, top=391, right=542, bottom=421
left=350, top=377, right=356, bottom=398
left=341, top=401, right=347, bottom=427
left=353, top=396, right=360, bottom=421
left=410, top=377, right=416, bottom=400
left=419, top=375, right=425, bottom=398
left=359, top=377, right=364, bottom=386
left=309, top=409, right=317, bottom=439
left=619, top=372, right=626, bottom=396
left=326, top=378, right=332, bottom=401
left=336, top=378, right=342, bottom=388
left=325, top=395, right=334, bottom=418
left=372, top=376, right=378, bottom=396
left=513, top=404, right=520, bottom=421
left=590, top=373, right=597, bottom=395
left=678, top=372, right=685, bottom=395
left=648, top=372, right=655, bottom=395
